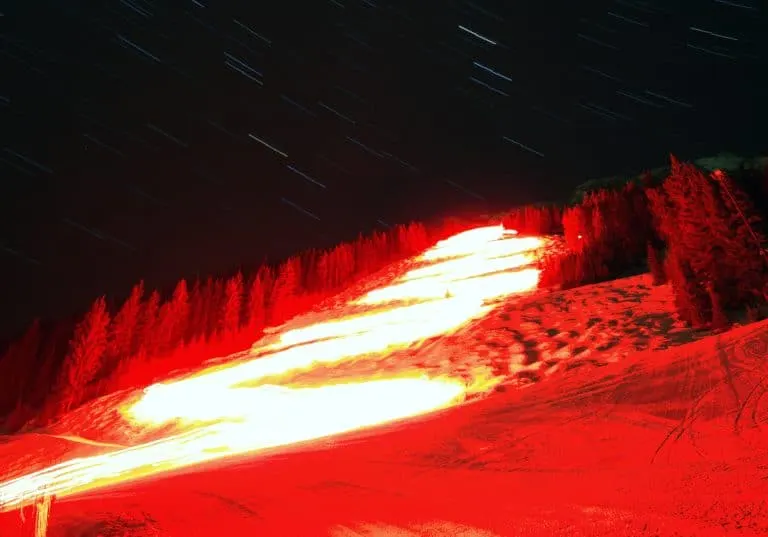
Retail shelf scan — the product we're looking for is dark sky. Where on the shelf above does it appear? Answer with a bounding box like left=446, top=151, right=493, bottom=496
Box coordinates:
left=1, top=0, right=766, bottom=341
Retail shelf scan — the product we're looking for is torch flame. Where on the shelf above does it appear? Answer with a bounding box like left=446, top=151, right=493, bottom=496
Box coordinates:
left=0, top=225, right=544, bottom=511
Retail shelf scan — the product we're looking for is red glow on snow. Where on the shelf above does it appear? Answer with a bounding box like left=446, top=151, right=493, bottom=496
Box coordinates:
left=0, top=225, right=543, bottom=511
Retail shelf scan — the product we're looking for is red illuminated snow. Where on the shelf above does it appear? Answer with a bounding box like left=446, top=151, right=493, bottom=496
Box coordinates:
left=1, top=226, right=768, bottom=536
left=0, top=227, right=541, bottom=510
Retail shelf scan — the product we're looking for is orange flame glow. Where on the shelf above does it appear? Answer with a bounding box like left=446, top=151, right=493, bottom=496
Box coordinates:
left=0, top=225, right=544, bottom=511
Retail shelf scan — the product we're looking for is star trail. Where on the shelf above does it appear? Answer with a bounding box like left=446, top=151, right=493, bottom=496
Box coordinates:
left=1, top=0, right=766, bottom=340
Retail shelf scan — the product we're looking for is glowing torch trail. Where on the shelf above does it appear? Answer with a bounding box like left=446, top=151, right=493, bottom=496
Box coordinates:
left=0, top=225, right=544, bottom=511
left=0, top=378, right=466, bottom=510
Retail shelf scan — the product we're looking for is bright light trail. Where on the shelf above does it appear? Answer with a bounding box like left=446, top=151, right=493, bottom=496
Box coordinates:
left=0, top=225, right=545, bottom=511
left=0, top=378, right=465, bottom=510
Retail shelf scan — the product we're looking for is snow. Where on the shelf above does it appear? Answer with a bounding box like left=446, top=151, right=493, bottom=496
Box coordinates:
left=1, top=238, right=768, bottom=535
left=278, top=273, right=710, bottom=391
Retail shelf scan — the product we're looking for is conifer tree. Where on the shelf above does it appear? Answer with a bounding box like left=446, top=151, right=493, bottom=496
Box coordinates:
left=186, top=279, right=205, bottom=341
left=222, top=271, right=244, bottom=336
left=269, top=257, right=301, bottom=324
left=108, top=281, right=144, bottom=364
left=58, top=297, right=111, bottom=411
left=663, top=246, right=708, bottom=327
left=711, top=170, right=767, bottom=305
left=169, top=279, right=190, bottom=346
left=138, top=290, right=160, bottom=356
left=647, top=242, right=665, bottom=285
left=246, top=267, right=270, bottom=332
left=154, top=280, right=189, bottom=353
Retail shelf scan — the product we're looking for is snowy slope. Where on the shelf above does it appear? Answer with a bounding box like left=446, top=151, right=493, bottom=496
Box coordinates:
left=4, top=315, right=766, bottom=536
left=1, top=228, right=768, bottom=536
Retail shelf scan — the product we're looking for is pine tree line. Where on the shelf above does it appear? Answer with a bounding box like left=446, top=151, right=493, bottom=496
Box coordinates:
left=2, top=158, right=764, bottom=431
left=533, top=155, right=768, bottom=326
left=645, top=157, right=767, bottom=327
left=538, top=180, right=655, bottom=289
left=500, top=204, right=563, bottom=236
left=0, top=222, right=432, bottom=431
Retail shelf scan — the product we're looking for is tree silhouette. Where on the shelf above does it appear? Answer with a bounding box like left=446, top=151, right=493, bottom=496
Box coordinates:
left=155, top=302, right=174, bottom=355
left=196, top=278, right=215, bottom=341
left=169, top=279, right=190, bottom=346
left=562, top=204, right=589, bottom=252
left=663, top=244, right=708, bottom=327
left=151, top=280, right=191, bottom=353
left=405, top=221, right=430, bottom=252
left=269, top=257, right=301, bottom=324
left=299, top=249, right=320, bottom=290
left=331, top=244, right=355, bottom=286
left=648, top=157, right=768, bottom=319
left=222, top=271, right=244, bottom=337
left=186, top=279, right=205, bottom=341
left=138, top=290, right=160, bottom=357
left=712, top=170, right=767, bottom=305
left=108, top=281, right=144, bottom=366
left=501, top=204, right=563, bottom=235
left=352, top=236, right=373, bottom=276
left=245, top=267, right=270, bottom=333
left=647, top=242, right=665, bottom=285
left=314, top=250, right=331, bottom=290
left=209, top=278, right=226, bottom=338
left=58, top=297, right=111, bottom=412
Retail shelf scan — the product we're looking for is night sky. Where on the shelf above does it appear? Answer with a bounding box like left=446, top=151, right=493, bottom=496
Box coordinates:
left=1, top=0, right=766, bottom=341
